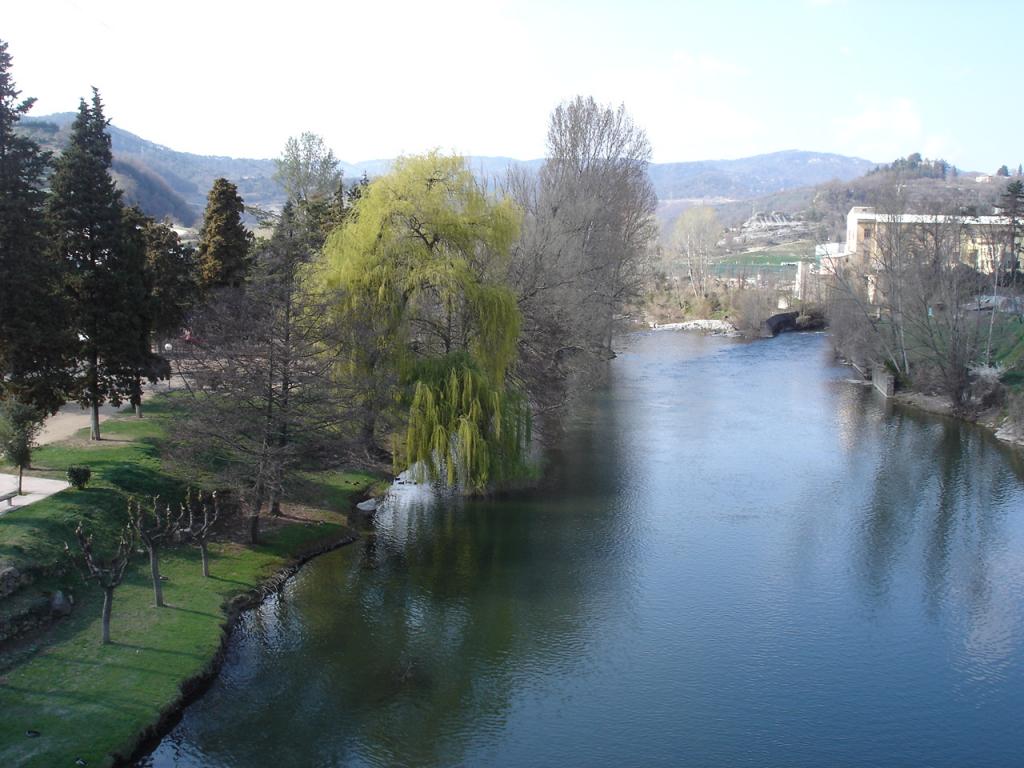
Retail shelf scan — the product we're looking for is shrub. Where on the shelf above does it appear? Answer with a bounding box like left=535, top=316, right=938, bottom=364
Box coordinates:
left=969, top=364, right=1006, bottom=409
left=67, top=465, right=92, bottom=490
left=729, top=288, right=774, bottom=335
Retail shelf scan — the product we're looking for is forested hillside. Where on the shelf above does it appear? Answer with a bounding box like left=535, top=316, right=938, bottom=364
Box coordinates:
left=709, top=163, right=1009, bottom=237
left=21, top=114, right=875, bottom=227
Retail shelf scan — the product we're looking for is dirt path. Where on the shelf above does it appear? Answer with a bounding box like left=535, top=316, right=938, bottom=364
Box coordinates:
left=36, top=403, right=127, bottom=445
left=36, top=379, right=182, bottom=445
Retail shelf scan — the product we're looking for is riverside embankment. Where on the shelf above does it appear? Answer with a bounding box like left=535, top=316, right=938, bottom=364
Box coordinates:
left=0, top=398, right=379, bottom=768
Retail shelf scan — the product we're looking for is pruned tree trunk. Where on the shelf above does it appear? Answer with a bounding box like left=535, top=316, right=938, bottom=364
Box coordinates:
left=134, top=373, right=144, bottom=418
left=362, top=416, right=377, bottom=459
left=249, top=484, right=264, bottom=546
left=70, top=519, right=133, bottom=646
left=90, top=401, right=101, bottom=441
left=148, top=546, right=164, bottom=607
left=200, top=541, right=210, bottom=578
left=17, top=465, right=23, bottom=495
left=89, top=349, right=101, bottom=441
left=101, top=587, right=114, bottom=644
left=985, top=232, right=1004, bottom=365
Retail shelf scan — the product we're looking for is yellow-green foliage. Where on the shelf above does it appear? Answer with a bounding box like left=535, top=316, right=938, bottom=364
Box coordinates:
left=313, top=152, right=529, bottom=490
left=403, top=357, right=530, bottom=491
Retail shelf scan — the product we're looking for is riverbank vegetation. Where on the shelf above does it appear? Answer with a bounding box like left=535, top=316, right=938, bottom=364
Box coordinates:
left=826, top=182, right=1024, bottom=425
left=642, top=205, right=825, bottom=334
left=0, top=398, right=375, bottom=767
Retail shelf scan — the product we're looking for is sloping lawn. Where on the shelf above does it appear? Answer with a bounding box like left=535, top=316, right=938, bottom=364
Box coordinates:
left=0, top=399, right=376, bottom=767
left=0, top=401, right=183, bottom=572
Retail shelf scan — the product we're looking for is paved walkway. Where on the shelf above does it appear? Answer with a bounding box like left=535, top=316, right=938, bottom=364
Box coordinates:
left=0, top=474, right=70, bottom=514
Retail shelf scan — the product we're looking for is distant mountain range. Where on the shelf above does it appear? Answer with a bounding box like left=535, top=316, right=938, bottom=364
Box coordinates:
left=649, top=150, right=874, bottom=200
left=20, top=114, right=875, bottom=227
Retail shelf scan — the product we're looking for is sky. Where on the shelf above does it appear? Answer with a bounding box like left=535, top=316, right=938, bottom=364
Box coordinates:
left=4, top=0, right=1020, bottom=171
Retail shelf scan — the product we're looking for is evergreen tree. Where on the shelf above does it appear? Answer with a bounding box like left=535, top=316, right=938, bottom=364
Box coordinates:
left=121, top=213, right=198, bottom=417
left=47, top=89, right=148, bottom=439
left=144, top=218, right=198, bottom=340
left=0, top=399, right=44, bottom=494
left=122, top=207, right=173, bottom=417
left=0, top=40, right=72, bottom=412
left=196, top=178, right=252, bottom=292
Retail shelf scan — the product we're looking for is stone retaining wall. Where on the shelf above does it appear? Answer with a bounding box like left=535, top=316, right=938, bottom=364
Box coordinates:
left=872, top=366, right=895, bottom=398
left=0, top=597, right=53, bottom=644
left=0, top=566, right=32, bottom=598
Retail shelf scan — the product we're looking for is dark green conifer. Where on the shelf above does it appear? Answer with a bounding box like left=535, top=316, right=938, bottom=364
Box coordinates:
left=47, top=89, right=148, bottom=439
left=196, top=178, right=252, bottom=291
left=121, top=207, right=173, bottom=417
left=0, top=40, right=73, bottom=412
left=144, top=218, right=198, bottom=340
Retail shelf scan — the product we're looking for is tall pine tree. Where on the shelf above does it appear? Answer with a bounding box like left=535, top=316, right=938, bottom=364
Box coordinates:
left=0, top=40, right=72, bottom=412
left=47, top=89, right=149, bottom=439
left=143, top=216, right=198, bottom=343
left=197, top=178, right=252, bottom=292
left=122, top=207, right=174, bottom=417
left=117, top=210, right=196, bottom=418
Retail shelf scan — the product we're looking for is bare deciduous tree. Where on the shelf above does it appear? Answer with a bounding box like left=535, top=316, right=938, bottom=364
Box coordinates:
left=505, top=97, right=657, bottom=437
left=66, top=520, right=133, bottom=644
left=826, top=188, right=992, bottom=412
left=129, top=496, right=181, bottom=607
left=671, top=206, right=721, bottom=299
left=538, top=97, right=658, bottom=354
left=180, top=488, right=219, bottom=578
left=175, top=205, right=349, bottom=544
left=274, top=132, right=342, bottom=204
left=900, top=215, right=986, bottom=409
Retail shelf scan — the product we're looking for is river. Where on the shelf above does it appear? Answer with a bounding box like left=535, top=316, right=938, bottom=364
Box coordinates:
left=140, top=331, right=1024, bottom=767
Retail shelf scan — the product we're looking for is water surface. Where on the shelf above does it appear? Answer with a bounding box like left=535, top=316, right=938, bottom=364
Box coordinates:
left=142, top=331, right=1024, bottom=767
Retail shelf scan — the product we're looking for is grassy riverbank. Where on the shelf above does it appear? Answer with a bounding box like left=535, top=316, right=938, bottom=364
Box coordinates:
left=0, top=399, right=376, bottom=768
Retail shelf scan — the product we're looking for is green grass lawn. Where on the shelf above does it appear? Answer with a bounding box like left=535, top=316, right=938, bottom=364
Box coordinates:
left=991, top=317, right=1024, bottom=375
left=0, top=401, right=183, bottom=572
left=718, top=239, right=814, bottom=267
left=0, top=398, right=377, bottom=767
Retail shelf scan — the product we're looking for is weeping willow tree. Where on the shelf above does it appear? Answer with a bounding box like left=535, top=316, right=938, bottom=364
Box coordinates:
left=314, top=152, right=529, bottom=491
